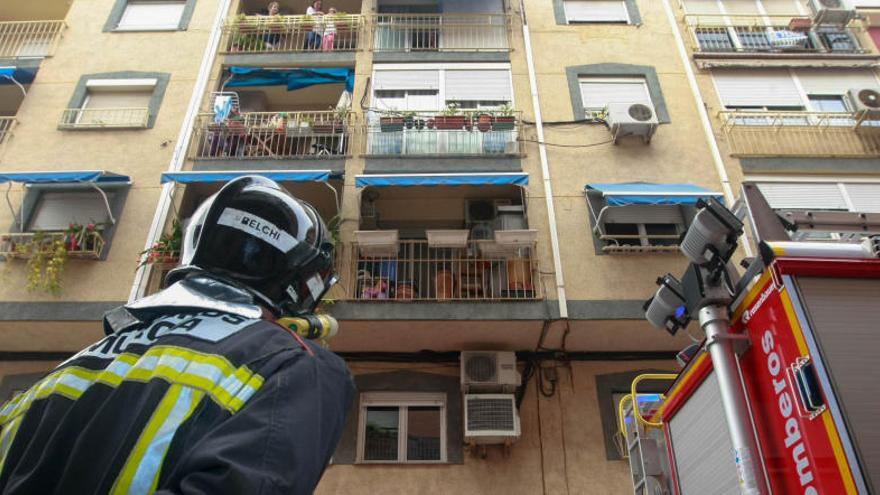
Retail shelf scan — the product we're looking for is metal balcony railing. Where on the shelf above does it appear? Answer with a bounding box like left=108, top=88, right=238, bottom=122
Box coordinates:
left=719, top=110, right=880, bottom=157
left=59, top=108, right=150, bottom=129
left=0, top=20, right=65, bottom=59
left=0, top=117, right=15, bottom=146
left=683, top=14, right=866, bottom=55
left=600, top=234, right=682, bottom=254
left=348, top=239, right=540, bottom=302
left=366, top=110, right=521, bottom=156
left=0, top=231, right=105, bottom=260
left=371, top=13, right=510, bottom=52
left=220, top=14, right=362, bottom=53
left=191, top=111, right=355, bottom=159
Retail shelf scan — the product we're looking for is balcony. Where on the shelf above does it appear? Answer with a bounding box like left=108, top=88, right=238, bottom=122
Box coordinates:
left=371, top=13, right=510, bottom=53
left=0, top=20, right=65, bottom=59
left=191, top=110, right=354, bottom=159
left=719, top=110, right=880, bottom=157
left=59, top=107, right=150, bottom=130
left=0, top=231, right=105, bottom=260
left=683, top=14, right=876, bottom=68
left=220, top=14, right=362, bottom=54
left=348, top=239, right=539, bottom=302
left=0, top=117, right=14, bottom=146
left=366, top=110, right=522, bottom=157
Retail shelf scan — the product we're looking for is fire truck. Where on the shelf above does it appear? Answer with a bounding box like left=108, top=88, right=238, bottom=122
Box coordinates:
left=620, top=184, right=880, bottom=495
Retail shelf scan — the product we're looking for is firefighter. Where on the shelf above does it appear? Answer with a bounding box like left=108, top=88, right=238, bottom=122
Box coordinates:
left=0, top=176, right=355, bottom=494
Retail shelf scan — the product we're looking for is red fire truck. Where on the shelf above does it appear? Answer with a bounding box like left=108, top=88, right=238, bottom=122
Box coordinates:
left=621, top=247, right=880, bottom=495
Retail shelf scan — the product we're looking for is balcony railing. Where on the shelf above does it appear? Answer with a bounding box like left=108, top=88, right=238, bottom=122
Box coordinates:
left=684, top=14, right=866, bottom=55
left=0, top=20, right=65, bottom=59
left=220, top=14, right=362, bottom=53
left=348, top=239, right=540, bottom=302
left=599, top=235, right=681, bottom=254
left=191, top=111, right=355, bottom=159
left=719, top=110, right=880, bottom=157
left=371, top=13, right=510, bottom=52
left=366, top=111, right=521, bottom=156
left=0, top=231, right=105, bottom=260
left=59, top=108, right=150, bottom=129
left=0, top=117, right=15, bottom=146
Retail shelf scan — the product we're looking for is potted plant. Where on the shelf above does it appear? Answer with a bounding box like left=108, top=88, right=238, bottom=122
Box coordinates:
left=379, top=112, right=405, bottom=132
left=477, top=111, right=494, bottom=132
left=403, top=111, right=417, bottom=130
left=333, top=11, right=354, bottom=33
left=493, top=103, right=516, bottom=130
left=138, top=220, right=182, bottom=268
left=65, top=223, right=101, bottom=255
left=434, top=103, right=466, bottom=130
left=16, top=232, right=67, bottom=294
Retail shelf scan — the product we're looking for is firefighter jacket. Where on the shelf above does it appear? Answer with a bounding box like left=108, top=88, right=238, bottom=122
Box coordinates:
left=0, top=275, right=355, bottom=495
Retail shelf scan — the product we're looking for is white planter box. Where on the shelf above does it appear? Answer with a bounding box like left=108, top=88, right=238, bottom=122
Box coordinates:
left=355, top=230, right=399, bottom=257
left=494, top=229, right=537, bottom=246
left=478, top=241, right=519, bottom=259
left=426, top=229, right=469, bottom=248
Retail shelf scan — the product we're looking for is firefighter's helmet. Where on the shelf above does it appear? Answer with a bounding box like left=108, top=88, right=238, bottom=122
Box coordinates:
left=166, top=176, right=336, bottom=316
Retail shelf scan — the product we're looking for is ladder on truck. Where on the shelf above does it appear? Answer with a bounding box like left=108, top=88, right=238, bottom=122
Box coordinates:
left=617, top=374, right=677, bottom=495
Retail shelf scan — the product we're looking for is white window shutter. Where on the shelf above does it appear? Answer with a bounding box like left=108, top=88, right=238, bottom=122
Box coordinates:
left=29, top=192, right=115, bottom=231
left=843, top=183, right=880, bottom=213
left=563, top=0, right=629, bottom=22
left=756, top=183, right=848, bottom=210
left=603, top=205, right=684, bottom=224
left=445, top=70, right=512, bottom=101
left=84, top=90, right=152, bottom=109
left=796, top=69, right=879, bottom=96
left=579, top=80, right=651, bottom=108
left=118, top=1, right=186, bottom=30
left=373, top=70, right=440, bottom=91
left=712, top=70, right=802, bottom=107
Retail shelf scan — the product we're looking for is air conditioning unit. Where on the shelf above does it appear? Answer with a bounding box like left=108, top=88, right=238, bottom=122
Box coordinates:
left=461, top=351, right=521, bottom=393
left=465, top=200, right=498, bottom=224
left=807, top=0, right=855, bottom=26
left=464, top=394, right=521, bottom=445
left=847, top=87, right=880, bottom=121
left=605, top=102, right=659, bottom=144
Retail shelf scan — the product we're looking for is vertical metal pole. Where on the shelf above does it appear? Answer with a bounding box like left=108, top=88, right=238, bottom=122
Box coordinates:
left=700, top=305, right=766, bottom=495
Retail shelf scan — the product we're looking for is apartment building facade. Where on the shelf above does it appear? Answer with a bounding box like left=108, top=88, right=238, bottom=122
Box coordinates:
left=2, top=0, right=875, bottom=493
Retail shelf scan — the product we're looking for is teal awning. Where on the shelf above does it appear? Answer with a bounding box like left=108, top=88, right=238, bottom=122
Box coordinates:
left=585, top=183, right=723, bottom=206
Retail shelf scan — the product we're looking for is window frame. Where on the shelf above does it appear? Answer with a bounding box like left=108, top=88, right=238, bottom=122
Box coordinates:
left=62, top=72, right=170, bottom=130
left=578, top=76, right=652, bottom=118
left=357, top=392, right=448, bottom=464
left=104, top=0, right=197, bottom=32
left=566, top=64, right=670, bottom=123
left=563, top=0, right=630, bottom=25
left=553, top=0, right=641, bottom=26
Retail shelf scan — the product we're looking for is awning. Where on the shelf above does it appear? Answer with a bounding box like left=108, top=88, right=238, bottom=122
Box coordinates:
left=356, top=173, right=529, bottom=188
left=0, top=66, right=37, bottom=85
left=0, top=170, right=130, bottom=184
left=585, top=183, right=723, bottom=206
left=160, top=170, right=334, bottom=184
left=226, top=67, right=355, bottom=93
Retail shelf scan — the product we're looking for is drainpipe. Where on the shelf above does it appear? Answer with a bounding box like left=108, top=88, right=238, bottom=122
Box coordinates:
left=128, top=0, right=233, bottom=302
left=519, top=0, right=568, bottom=319
left=660, top=0, right=754, bottom=257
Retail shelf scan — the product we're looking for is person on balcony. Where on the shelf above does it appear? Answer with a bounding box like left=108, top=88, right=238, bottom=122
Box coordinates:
left=305, top=0, right=324, bottom=50
left=261, top=1, right=283, bottom=49
left=322, top=7, right=337, bottom=51
left=0, top=176, right=355, bottom=495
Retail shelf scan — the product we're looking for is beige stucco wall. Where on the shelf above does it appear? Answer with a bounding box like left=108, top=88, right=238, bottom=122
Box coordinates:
left=318, top=359, right=679, bottom=495
left=0, top=0, right=221, bottom=303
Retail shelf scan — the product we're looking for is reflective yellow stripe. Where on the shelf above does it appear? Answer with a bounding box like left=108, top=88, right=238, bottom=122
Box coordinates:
left=0, top=415, right=24, bottom=475
left=111, top=384, right=205, bottom=495
left=0, top=346, right=264, bottom=426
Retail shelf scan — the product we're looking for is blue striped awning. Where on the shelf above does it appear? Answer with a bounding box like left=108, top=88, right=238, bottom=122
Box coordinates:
left=161, top=170, right=333, bottom=184
left=0, top=171, right=130, bottom=184
left=585, top=183, right=723, bottom=206
left=356, top=173, right=528, bottom=188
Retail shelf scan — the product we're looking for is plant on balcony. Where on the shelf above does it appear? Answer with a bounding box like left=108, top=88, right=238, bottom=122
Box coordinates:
left=434, top=103, right=466, bottom=130
left=138, top=220, right=182, bottom=268
left=65, top=223, right=101, bottom=253
left=15, top=233, right=67, bottom=294
left=379, top=112, right=405, bottom=132
left=332, top=12, right=355, bottom=32
left=493, top=103, right=516, bottom=130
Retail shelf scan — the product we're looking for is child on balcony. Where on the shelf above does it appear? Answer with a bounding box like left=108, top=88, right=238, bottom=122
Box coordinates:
left=322, top=7, right=337, bottom=51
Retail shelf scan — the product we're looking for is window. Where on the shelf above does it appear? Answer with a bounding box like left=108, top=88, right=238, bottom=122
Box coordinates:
left=358, top=393, right=446, bottom=463
left=371, top=67, right=513, bottom=112
left=578, top=77, right=651, bottom=115
left=563, top=0, right=629, bottom=23
left=116, top=1, right=186, bottom=30
left=809, top=95, right=849, bottom=113
left=62, top=74, right=169, bottom=130
left=28, top=191, right=115, bottom=231
left=373, top=90, right=439, bottom=112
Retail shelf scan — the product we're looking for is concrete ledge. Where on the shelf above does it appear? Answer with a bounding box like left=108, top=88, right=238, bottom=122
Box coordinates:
left=223, top=52, right=356, bottom=67
left=192, top=158, right=347, bottom=174
left=0, top=302, right=124, bottom=321
left=567, top=300, right=645, bottom=320
left=363, top=156, right=522, bottom=174
left=741, top=157, right=880, bottom=174
left=373, top=52, right=510, bottom=63
left=331, top=299, right=646, bottom=321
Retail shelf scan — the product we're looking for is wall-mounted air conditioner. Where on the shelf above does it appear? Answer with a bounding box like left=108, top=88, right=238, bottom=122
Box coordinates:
left=606, top=102, right=659, bottom=144
left=464, top=394, right=521, bottom=445
left=847, top=87, right=880, bottom=121
left=807, top=0, right=855, bottom=26
left=461, top=351, right=521, bottom=393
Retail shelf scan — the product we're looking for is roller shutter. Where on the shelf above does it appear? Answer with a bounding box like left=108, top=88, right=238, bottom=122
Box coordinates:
left=373, top=70, right=440, bottom=91
left=756, top=183, right=848, bottom=210
left=712, top=70, right=802, bottom=107
left=563, top=0, right=629, bottom=22
left=445, top=70, right=512, bottom=101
